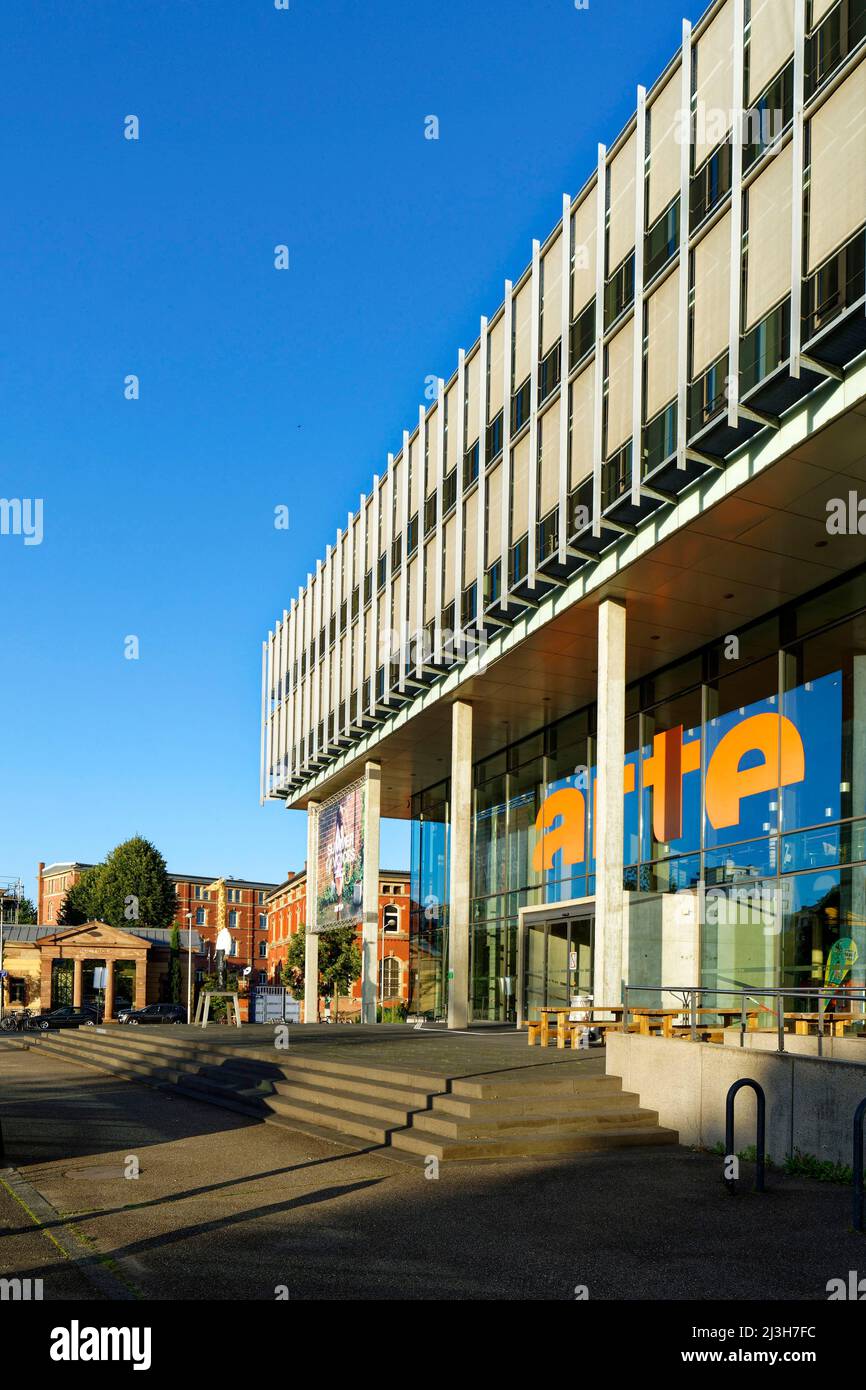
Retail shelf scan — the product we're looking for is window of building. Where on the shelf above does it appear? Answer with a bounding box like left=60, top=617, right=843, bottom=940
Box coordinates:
left=10, top=978, right=26, bottom=1004
left=259, top=913, right=267, bottom=929
left=383, top=905, right=400, bottom=933
left=381, top=956, right=401, bottom=998
left=258, top=941, right=267, bottom=957
left=229, top=910, right=238, bottom=928
left=195, top=908, right=205, bottom=926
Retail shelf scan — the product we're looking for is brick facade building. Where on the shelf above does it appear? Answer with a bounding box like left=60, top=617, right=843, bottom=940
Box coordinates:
left=266, top=870, right=411, bottom=1015
left=37, top=862, right=278, bottom=980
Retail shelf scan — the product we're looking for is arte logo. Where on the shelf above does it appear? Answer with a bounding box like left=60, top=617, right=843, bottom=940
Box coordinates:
left=533, top=711, right=806, bottom=874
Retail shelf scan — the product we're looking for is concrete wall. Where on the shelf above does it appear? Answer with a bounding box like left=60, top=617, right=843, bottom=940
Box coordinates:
left=607, top=1032, right=866, bottom=1168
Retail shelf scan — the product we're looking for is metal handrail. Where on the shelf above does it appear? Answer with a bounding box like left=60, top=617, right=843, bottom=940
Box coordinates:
left=725, top=1078, right=766, bottom=1195
left=622, top=984, right=866, bottom=1054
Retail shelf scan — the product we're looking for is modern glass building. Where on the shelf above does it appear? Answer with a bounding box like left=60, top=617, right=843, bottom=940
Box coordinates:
left=262, top=0, right=866, bottom=1026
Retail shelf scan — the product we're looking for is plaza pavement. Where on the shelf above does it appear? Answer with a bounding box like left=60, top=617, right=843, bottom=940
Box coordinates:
left=0, top=1036, right=860, bottom=1301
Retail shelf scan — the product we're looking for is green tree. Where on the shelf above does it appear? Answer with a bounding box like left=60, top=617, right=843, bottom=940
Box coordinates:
left=168, top=924, right=182, bottom=1003
left=4, top=895, right=37, bottom=925
left=56, top=866, right=102, bottom=926
left=97, top=836, right=176, bottom=931
left=286, top=924, right=361, bottom=1021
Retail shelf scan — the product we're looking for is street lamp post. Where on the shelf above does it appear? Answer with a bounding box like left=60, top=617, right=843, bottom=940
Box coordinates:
left=185, top=910, right=194, bottom=1025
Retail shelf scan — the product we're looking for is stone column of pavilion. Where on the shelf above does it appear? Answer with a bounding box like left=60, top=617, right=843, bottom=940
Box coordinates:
left=593, top=599, right=627, bottom=1009
left=447, top=700, right=473, bottom=1029
left=304, top=799, right=320, bottom=1024
left=361, top=761, right=382, bottom=1025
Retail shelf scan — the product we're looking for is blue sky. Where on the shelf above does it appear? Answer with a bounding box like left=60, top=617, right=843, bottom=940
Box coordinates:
left=1, top=0, right=700, bottom=907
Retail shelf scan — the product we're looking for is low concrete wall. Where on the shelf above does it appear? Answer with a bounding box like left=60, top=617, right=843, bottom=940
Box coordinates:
left=607, top=1032, right=866, bottom=1167
left=722, top=1028, right=866, bottom=1066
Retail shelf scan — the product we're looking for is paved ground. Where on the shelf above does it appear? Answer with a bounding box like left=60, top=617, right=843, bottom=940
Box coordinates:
left=1, top=1036, right=862, bottom=1301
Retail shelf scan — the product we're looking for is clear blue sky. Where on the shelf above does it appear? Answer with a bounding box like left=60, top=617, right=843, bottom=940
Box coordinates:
left=1, top=0, right=700, bottom=908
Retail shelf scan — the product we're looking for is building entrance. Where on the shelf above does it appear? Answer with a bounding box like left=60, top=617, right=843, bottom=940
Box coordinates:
left=518, top=900, right=595, bottom=1025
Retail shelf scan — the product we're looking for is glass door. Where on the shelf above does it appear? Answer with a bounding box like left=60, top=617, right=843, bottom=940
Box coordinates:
left=567, top=912, right=594, bottom=999
left=521, top=905, right=595, bottom=1020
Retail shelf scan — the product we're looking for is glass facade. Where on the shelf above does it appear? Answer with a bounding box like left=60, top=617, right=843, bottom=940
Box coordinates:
left=409, top=568, right=866, bottom=1021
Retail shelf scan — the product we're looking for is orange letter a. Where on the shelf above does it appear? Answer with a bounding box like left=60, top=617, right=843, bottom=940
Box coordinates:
left=533, top=788, right=586, bottom=873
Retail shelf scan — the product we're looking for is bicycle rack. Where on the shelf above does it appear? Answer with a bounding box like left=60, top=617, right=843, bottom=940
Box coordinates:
left=853, top=1097, right=866, bottom=1232
left=724, top=1078, right=766, bottom=1195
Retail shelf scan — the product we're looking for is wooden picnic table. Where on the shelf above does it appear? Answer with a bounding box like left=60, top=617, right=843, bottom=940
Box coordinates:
left=630, top=1007, right=683, bottom=1038
left=784, top=1010, right=855, bottom=1037
left=533, top=1004, right=624, bottom=1048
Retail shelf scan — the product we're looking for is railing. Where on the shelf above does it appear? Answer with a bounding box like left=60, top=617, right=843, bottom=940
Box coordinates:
left=569, top=300, right=595, bottom=368
left=644, top=200, right=679, bottom=283
left=486, top=410, right=503, bottom=463
left=622, top=983, right=866, bottom=1057
left=806, top=0, right=866, bottom=97
left=483, top=559, right=501, bottom=608
left=604, top=252, right=635, bottom=329
left=688, top=351, right=729, bottom=435
left=740, top=299, right=790, bottom=395
left=537, top=507, right=559, bottom=562
left=511, top=376, right=531, bottom=433
left=602, top=441, right=632, bottom=510
left=802, top=226, right=866, bottom=341
left=690, top=140, right=732, bottom=227
left=642, top=400, right=677, bottom=477
left=538, top=340, right=561, bottom=404
left=743, top=61, right=793, bottom=172
left=509, top=533, right=529, bottom=587
left=463, top=441, right=479, bottom=491
left=568, top=475, right=594, bottom=536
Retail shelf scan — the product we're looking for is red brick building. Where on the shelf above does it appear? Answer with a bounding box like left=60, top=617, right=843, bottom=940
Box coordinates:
left=266, top=870, right=411, bottom=1015
left=37, top=862, right=279, bottom=981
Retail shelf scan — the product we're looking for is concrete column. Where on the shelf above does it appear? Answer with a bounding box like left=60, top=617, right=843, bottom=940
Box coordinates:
left=361, top=762, right=381, bottom=1024
left=104, top=960, right=115, bottom=1021
left=72, top=957, right=83, bottom=1007
left=447, top=700, right=473, bottom=1028
left=304, top=800, right=320, bottom=1023
left=594, top=599, right=626, bottom=1007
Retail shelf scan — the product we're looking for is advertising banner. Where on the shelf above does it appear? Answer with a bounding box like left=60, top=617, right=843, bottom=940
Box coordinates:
left=315, top=777, right=365, bottom=932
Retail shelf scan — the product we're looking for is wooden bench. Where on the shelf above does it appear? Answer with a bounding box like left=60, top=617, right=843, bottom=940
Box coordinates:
left=527, top=1021, right=542, bottom=1046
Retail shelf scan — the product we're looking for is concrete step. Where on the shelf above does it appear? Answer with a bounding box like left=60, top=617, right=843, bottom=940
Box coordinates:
left=264, top=1093, right=393, bottom=1145
left=272, top=1066, right=437, bottom=1110
left=450, top=1071, right=623, bottom=1101
left=33, top=1034, right=174, bottom=1084
left=172, top=1071, right=270, bottom=1110
left=409, top=1104, right=661, bottom=1139
left=253, top=1050, right=449, bottom=1093
left=270, top=1079, right=420, bottom=1127
left=431, top=1088, right=643, bottom=1119
left=390, top=1123, right=679, bottom=1162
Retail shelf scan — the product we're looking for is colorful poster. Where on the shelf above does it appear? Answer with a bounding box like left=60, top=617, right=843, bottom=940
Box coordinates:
left=315, top=779, right=365, bottom=932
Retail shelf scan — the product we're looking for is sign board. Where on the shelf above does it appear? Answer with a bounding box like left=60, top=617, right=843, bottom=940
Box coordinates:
left=92, top=967, right=107, bottom=989
left=315, top=777, right=365, bottom=933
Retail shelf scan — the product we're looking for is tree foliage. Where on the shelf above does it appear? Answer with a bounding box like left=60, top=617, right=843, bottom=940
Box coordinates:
left=168, top=924, right=183, bottom=1003
left=55, top=839, right=176, bottom=931
left=57, top=866, right=102, bottom=926
left=285, top=924, right=361, bottom=1014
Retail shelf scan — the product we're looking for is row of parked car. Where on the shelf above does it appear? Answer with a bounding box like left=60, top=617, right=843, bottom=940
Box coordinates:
left=0, top=1002, right=188, bottom=1031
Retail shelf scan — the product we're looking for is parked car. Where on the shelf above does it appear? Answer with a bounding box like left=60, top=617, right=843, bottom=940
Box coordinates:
left=117, top=1003, right=187, bottom=1026
left=33, top=1005, right=99, bottom=1031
